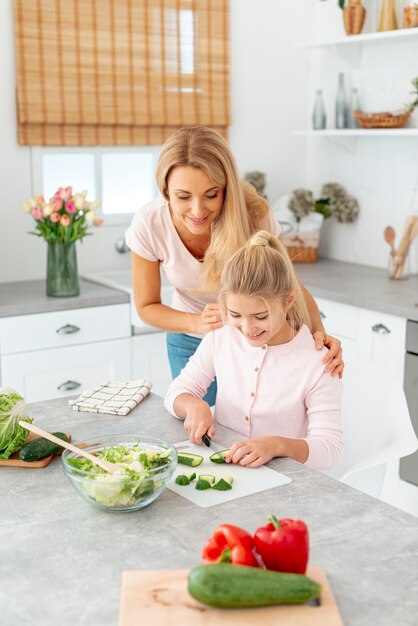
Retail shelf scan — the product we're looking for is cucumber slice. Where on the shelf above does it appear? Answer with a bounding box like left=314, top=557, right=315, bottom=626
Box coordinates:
left=177, top=452, right=204, bottom=467
left=212, top=476, right=233, bottom=491
left=198, top=474, right=216, bottom=486
left=175, top=474, right=191, bottom=486
left=196, top=479, right=212, bottom=490
left=209, top=449, right=230, bottom=464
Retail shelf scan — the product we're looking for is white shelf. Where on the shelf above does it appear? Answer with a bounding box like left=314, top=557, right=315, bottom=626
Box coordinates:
left=293, top=129, right=418, bottom=137
left=297, top=27, right=418, bottom=49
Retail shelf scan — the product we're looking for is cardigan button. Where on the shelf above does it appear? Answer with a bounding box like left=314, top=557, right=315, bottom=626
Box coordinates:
left=245, top=416, right=249, bottom=421
left=262, top=345, right=267, bottom=350
left=255, top=367, right=259, bottom=372
left=250, top=392, right=255, bottom=397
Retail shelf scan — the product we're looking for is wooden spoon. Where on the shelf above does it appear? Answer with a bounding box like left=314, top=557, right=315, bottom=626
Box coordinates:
left=19, top=422, right=119, bottom=474
left=384, top=225, right=396, bottom=257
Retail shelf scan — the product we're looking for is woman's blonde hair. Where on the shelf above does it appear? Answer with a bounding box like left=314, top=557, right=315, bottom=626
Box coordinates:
left=219, top=230, right=311, bottom=331
left=156, top=126, right=269, bottom=292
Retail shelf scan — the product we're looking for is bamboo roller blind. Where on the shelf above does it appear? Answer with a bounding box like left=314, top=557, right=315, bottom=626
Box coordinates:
left=14, top=0, right=230, bottom=146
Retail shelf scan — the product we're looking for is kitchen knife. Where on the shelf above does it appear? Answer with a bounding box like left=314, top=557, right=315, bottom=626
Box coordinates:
left=202, top=433, right=211, bottom=447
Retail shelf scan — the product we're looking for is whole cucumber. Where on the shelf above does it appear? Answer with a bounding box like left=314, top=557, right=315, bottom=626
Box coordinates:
left=19, top=432, right=69, bottom=462
left=188, top=564, right=321, bottom=608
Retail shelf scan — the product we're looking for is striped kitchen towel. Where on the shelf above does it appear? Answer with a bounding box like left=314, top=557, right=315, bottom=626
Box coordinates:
left=69, top=379, right=152, bottom=416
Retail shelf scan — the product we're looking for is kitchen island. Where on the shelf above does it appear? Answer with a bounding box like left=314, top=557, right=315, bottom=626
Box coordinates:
left=2, top=393, right=418, bottom=626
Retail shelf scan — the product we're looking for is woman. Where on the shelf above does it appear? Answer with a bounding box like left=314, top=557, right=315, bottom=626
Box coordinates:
left=125, top=126, right=343, bottom=405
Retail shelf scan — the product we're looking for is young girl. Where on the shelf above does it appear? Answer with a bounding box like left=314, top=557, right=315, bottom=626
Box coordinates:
left=164, top=231, right=342, bottom=470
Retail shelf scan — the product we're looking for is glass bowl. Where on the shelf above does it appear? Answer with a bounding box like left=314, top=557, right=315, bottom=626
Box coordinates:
left=61, top=434, right=177, bottom=512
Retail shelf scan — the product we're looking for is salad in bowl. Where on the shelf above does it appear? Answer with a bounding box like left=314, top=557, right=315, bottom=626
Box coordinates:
left=62, top=435, right=177, bottom=511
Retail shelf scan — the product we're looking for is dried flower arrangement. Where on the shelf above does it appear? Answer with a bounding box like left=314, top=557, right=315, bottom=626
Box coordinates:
left=244, top=171, right=267, bottom=199
left=288, top=183, right=359, bottom=224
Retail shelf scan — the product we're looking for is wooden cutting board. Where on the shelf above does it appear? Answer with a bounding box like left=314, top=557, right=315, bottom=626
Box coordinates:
left=119, top=566, right=344, bottom=626
left=0, top=432, right=71, bottom=468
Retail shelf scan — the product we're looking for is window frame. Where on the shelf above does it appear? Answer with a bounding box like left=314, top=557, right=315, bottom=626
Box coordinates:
left=31, top=145, right=161, bottom=227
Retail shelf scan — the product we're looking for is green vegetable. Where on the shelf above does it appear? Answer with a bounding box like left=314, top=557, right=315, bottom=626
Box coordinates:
left=19, top=432, right=69, bottom=461
left=175, top=472, right=196, bottom=486
left=209, top=449, right=230, bottom=464
left=0, top=387, right=33, bottom=459
left=212, top=476, right=233, bottom=491
left=188, top=564, right=321, bottom=608
left=65, top=443, right=174, bottom=507
left=195, top=479, right=212, bottom=490
left=177, top=452, right=204, bottom=467
left=198, top=474, right=215, bottom=486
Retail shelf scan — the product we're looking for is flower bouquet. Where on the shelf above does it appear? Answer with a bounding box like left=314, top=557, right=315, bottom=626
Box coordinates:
left=21, top=187, right=102, bottom=297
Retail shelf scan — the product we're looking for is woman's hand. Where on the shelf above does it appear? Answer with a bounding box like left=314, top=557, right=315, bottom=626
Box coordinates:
left=226, top=437, right=282, bottom=468
left=313, top=331, right=344, bottom=379
left=184, top=400, right=215, bottom=444
left=196, top=303, right=224, bottom=335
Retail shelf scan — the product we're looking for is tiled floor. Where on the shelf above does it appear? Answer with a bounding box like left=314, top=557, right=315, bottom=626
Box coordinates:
left=380, top=460, right=418, bottom=517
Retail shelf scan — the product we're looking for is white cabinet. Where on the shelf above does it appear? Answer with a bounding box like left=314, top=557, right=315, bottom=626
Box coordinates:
left=316, top=297, right=406, bottom=382
left=131, top=332, right=172, bottom=398
left=0, top=304, right=132, bottom=402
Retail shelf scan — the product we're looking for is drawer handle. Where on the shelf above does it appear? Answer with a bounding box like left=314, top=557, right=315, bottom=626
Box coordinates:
left=56, top=324, right=81, bottom=335
left=372, top=323, right=391, bottom=335
left=319, top=310, right=326, bottom=320
left=57, top=380, right=81, bottom=391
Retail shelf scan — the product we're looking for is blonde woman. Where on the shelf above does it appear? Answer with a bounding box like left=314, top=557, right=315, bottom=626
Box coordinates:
left=126, top=126, right=343, bottom=406
left=164, top=231, right=342, bottom=470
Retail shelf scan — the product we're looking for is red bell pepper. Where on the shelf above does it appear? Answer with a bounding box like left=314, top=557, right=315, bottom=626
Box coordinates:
left=202, top=523, right=259, bottom=567
left=253, top=514, right=309, bottom=574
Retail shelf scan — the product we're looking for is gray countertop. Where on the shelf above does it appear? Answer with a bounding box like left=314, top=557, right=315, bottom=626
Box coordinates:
left=2, top=393, right=418, bottom=626
left=0, top=278, right=129, bottom=318
left=296, top=259, right=418, bottom=322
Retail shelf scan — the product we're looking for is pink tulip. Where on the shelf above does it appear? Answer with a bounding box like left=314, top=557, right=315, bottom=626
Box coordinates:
left=58, top=186, right=72, bottom=201
left=66, top=201, right=76, bottom=213
left=60, top=214, right=70, bottom=226
left=53, top=198, right=63, bottom=211
left=32, top=207, right=43, bottom=221
left=50, top=212, right=61, bottom=223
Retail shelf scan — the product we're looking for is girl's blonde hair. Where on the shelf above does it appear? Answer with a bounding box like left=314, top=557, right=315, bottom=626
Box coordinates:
left=156, top=126, right=269, bottom=292
left=219, top=230, right=311, bottom=331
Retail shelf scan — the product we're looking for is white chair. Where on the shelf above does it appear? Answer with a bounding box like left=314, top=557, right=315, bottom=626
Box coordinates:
left=322, top=360, right=418, bottom=499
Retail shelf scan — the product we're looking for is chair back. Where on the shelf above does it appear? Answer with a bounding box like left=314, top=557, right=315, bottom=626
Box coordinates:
left=323, top=360, right=418, bottom=498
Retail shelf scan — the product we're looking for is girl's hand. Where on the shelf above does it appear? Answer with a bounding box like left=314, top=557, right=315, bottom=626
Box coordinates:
left=313, top=331, right=344, bottom=379
left=197, top=303, right=224, bottom=334
left=226, top=437, right=282, bottom=468
left=184, top=400, right=215, bottom=444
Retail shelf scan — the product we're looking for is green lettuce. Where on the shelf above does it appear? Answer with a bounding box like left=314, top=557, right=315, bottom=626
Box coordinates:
left=0, top=388, right=33, bottom=459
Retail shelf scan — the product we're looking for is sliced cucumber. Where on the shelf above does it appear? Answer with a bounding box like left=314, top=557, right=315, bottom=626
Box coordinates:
left=196, top=479, right=212, bottom=490
left=198, top=474, right=216, bottom=486
left=175, top=471, right=196, bottom=486
left=209, top=449, right=230, bottom=464
left=212, top=476, right=233, bottom=491
left=177, top=452, right=204, bottom=467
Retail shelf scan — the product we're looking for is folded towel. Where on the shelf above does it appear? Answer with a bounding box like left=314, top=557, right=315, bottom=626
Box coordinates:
left=69, top=379, right=152, bottom=416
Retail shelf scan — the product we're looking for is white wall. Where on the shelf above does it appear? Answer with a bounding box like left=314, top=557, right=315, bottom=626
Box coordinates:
left=1, top=0, right=417, bottom=282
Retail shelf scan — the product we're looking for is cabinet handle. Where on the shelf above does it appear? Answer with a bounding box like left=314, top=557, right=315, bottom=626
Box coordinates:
left=57, top=380, right=81, bottom=391
left=56, top=324, right=80, bottom=335
left=371, top=323, right=391, bottom=335
left=319, top=311, right=326, bottom=320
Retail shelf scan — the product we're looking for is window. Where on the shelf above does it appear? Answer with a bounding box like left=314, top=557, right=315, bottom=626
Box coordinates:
left=31, top=147, right=160, bottom=224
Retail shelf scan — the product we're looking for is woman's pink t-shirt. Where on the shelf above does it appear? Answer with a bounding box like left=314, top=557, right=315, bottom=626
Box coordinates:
left=125, top=195, right=281, bottom=319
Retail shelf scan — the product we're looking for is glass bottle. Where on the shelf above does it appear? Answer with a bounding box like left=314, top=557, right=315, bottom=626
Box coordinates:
left=348, top=87, right=361, bottom=128
left=404, top=0, right=418, bottom=28
left=335, top=73, right=348, bottom=129
left=312, top=89, right=326, bottom=130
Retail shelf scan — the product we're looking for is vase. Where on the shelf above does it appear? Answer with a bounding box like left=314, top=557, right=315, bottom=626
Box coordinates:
left=378, top=0, right=398, bottom=31
left=46, top=242, right=80, bottom=297
left=343, top=0, right=366, bottom=35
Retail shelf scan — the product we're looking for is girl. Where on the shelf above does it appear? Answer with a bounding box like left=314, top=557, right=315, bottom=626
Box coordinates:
left=164, top=231, right=342, bottom=470
left=125, top=126, right=344, bottom=406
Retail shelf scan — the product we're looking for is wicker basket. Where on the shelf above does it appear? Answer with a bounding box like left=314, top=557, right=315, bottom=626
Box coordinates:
left=285, top=245, right=318, bottom=264
left=353, top=109, right=410, bottom=129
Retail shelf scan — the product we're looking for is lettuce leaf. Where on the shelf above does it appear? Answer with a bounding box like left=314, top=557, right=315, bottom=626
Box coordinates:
left=0, top=388, right=33, bottom=459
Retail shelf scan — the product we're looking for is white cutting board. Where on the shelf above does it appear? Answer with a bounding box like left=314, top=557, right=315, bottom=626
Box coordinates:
left=168, top=441, right=292, bottom=508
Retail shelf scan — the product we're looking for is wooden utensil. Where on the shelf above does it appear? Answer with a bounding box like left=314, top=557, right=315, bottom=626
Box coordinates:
left=391, top=216, right=418, bottom=279
left=19, top=422, right=119, bottom=473
left=384, top=225, right=396, bottom=258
